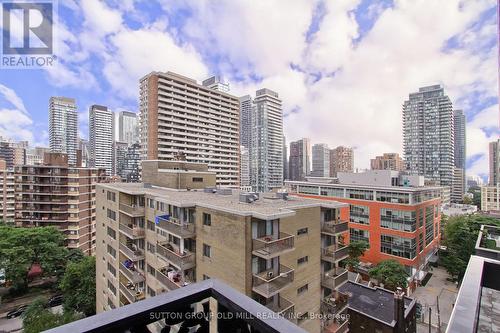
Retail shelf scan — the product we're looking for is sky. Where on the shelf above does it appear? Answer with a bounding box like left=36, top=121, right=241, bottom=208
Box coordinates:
left=0, top=0, right=498, bottom=181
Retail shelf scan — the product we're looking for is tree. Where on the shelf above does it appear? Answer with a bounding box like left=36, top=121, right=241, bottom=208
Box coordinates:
left=344, top=241, right=369, bottom=269
left=441, top=215, right=500, bottom=281
left=369, top=260, right=409, bottom=290
left=23, top=297, right=82, bottom=333
left=0, top=226, right=68, bottom=292
left=60, top=256, right=96, bottom=316
left=462, top=196, right=473, bottom=205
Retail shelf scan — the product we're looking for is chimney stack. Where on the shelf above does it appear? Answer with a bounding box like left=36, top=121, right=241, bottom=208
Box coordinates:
left=394, top=287, right=405, bottom=333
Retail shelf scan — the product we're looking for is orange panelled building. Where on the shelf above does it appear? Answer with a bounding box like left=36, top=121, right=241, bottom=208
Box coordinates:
left=286, top=176, right=442, bottom=290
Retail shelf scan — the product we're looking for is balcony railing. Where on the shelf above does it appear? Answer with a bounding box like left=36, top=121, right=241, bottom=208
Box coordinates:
left=119, top=243, right=145, bottom=261
left=120, top=263, right=145, bottom=283
left=263, top=295, right=295, bottom=321
left=119, top=223, right=145, bottom=239
left=321, top=220, right=348, bottom=235
left=156, top=268, right=193, bottom=291
left=252, top=265, right=294, bottom=298
left=156, top=215, right=195, bottom=238
left=252, top=232, right=295, bottom=259
left=321, top=268, right=348, bottom=290
left=321, top=244, right=349, bottom=263
left=119, top=282, right=145, bottom=303
left=44, top=279, right=308, bottom=333
left=119, top=203, right=145, bottom=217
left=156, top=242, right=196, bottom=270
left=321, top=292, right=349, bottom=315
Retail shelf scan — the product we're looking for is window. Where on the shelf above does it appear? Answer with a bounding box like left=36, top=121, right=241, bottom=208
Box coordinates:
left=350, top=228, right=370, bottom=246
left=147, top=264, right=156, bottom=277
left=375, top=191, right=409, bottom=204
left=322, top=208, right=337, bottom=222
left=298, top=185, right=319, bottom=195
left=107, top=209, right=116, bottom=221
left=148, top=198, right=154, bottom=209
left=346, top=188, right=373, bottom=200
left=297, top=256, right=309, bottom=265
left=106, top=191, right=116, bottom=202
left=107, top=244, right=116, bottom=258
left=107, top=227, right=116, bottom=240
left=380, top=209, right=416, bottom=232
left=425, top=206, right=435, bottom=246
left=350, top=205, right=370, bottom=225
left=147, top=220, right=155, bottom=231
left=380, top=234, right=416, bottom=259
left=203, top=274, right=210, bottom=280
left=203, top=213, right=211, bottom=226
left=297, top=284, right=308, bottom=295
left=107, top=280, right=116, bottom=295
left=107, top=263, right=116, bottom=277
left=297, top=227, right=308, bottom=236
left=147, top=286, right=156, bottom=297
left=192, top=177, right=203, bottom=182
left=147, top=242, right=155, bottom=254
left=319, top=187, right=344, bottom=198
left=203, top=244, right=212, bottom=258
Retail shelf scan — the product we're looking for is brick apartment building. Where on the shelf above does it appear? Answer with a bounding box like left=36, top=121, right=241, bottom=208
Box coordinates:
left=286, top=170, right=442, bottom=291
left=14, top=153, right=106, bottom=255
left=96, top=160, right=351, bottom=333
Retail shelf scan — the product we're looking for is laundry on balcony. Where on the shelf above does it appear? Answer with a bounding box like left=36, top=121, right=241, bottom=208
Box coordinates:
left=123, top=259, right=135, bottom=270
left=155, top=214, right=170, bottom=225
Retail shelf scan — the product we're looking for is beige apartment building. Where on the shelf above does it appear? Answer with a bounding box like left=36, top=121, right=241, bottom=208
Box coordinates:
left=139, top=71, right=240, bottom=187
left=14, top=153, right=107, bottom=255
left=370, top=153, right=405, bottom=171
left=329, top=146, right=353, bottom=177
left=96, top=160, right=350, bottom=333
left=481, top=184, right=500, bottom=212
left=0, top=159, right=15, bottom=223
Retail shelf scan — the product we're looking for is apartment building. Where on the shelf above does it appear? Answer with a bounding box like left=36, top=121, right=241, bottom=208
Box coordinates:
left=286, top=170, right=442, bottom=291
left=289, top=138, right=311, bottom=181
left=329, top=146, right=353, bottom=177
left=139, top=71, right=240, bottom=187
left=89, top=105, right=114, bottom=176
left=0, top=159, right=15, bottom=223
left=96, top=160, right=350, bottom=333
left=481, top=184, right=500, bottom=212
left=312, top=144, right=330, bottom=178
left=489, top=139, right=500, bottom=186
left=14, top=153, right=106, bottom=255
left=118, top=111, right=138, bottom=145
left=370, top=153, right=404, bottom=171
left=49, top=97, right=78, bottom=166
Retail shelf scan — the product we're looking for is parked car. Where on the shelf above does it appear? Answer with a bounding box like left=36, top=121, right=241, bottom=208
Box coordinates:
left=47, top=294, right=63, bottom=307
left=6, top=305, right=28, bottom=319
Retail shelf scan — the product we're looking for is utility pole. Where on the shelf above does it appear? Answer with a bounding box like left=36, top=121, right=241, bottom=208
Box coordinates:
left=437, top=296, right=441, bottom=333
left=428, top=307, right=432, bottom=333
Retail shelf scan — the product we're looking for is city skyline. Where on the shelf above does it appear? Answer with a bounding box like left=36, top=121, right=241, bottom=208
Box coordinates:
left=0, top=1, right=497, bottom=182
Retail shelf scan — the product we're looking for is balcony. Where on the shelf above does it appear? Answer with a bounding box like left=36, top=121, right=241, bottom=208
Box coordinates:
left=157, top=268, right=193, bottom=291
left=120, top=263, right=145, bottom=283
left=263, top=295, right=295, bottom=321
left=321, top=244, right=349, bottom=263
left=44, top=279, right=307, bottom=333
left=323, top=316, right=349, bottom=333
left=321, top=220, right=348, bottom=235
left=119, top=282, right=145, bottom=303
left=119, top=243, right=144, bottom=261
left=321, top=292, right=349, bottom=315
left=252, top=265, right=294, bottom=298
left=119, top=203, right=145, bottom=217
left=252, top=232, right=295, bottom=259
left=119, top=223, right=145, bottom=239
left=321, top=268, right=348, bottom=290
left=156, top=215, right=195, bottom=238
left=156, top=242, right=196, bottom=270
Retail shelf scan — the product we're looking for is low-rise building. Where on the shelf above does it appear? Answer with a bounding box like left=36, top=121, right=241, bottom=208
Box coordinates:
left=96, top=160, right=350, bottom=333
left=286, top=170, right=442, bottom=291
left=441, top=203, right=477, bottom=217
left=481, top=184, right=500, bottom=212
left=14, top=153, right=106, bottom=255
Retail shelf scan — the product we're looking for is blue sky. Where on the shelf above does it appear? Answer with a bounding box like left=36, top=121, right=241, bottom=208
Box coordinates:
left=0, top=0, right=498, bottom=180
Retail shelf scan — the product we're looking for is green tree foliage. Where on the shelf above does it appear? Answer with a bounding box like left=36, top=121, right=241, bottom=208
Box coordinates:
left=467, top=186, right=481, bottom=208
left=23, top=297, right=82, bottom=333
left=369, top=259, right=409, bottom=290
left=344, top=241, right=369, bottom=269
left=0, top=226, right=68, bottom=291
left=60, top=256, right=96, bottom=316
left=441, top=215, right=500, bottom=281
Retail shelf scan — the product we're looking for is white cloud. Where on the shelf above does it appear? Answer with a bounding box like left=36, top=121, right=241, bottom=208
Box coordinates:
left=0, top=84, right=34, bottom=143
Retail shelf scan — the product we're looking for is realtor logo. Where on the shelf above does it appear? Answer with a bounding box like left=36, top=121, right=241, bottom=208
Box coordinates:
left=1, top=1, right=55, bottom=68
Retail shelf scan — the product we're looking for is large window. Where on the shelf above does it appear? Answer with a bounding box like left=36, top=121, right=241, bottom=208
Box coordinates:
left=346, top=189, right=373, bottom=201
left=350, top=205, right=369, bottom=225
left=380, top=234, right=416, bottom=259
left=350, top=228, right=370, bottom=247
left=376, top=191, right=409, bottom=204
left=107, top=209, right=116, bottom=221
left=320, top=187, right=344, bottom=198
left=380, top=209, right=416, bottom=232
left=425, top=206, right=435, bottom=246
left=298, top=185, right=319, bottom=195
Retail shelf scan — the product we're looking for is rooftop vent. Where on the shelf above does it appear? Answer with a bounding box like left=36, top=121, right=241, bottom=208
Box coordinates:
left=204, top=187, right=217, bottom=193
left=240, top=193, right=259, bottom=203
